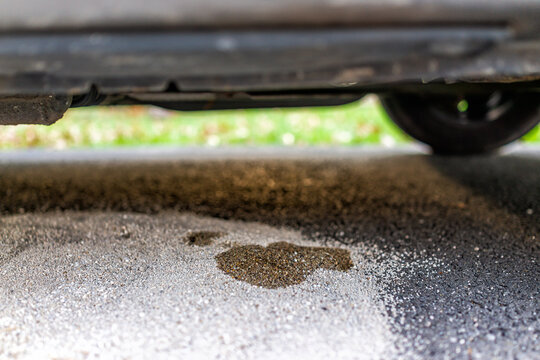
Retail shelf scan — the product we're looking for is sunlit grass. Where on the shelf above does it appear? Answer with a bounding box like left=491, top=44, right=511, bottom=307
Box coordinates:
left=0, top=96, right=538, bottom=149
left=522, top=124, right=540, bottom=143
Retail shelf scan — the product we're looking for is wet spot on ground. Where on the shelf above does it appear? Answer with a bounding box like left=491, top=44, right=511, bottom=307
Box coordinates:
left=215, top=241, right=353, bottom=288
left=184, top=231, right=225, bottom=246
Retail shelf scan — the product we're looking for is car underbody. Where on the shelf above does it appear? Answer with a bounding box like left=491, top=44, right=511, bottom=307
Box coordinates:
left=2, top=0, right=540, bottom=153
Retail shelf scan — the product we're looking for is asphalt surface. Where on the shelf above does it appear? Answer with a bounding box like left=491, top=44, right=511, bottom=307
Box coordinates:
left=0, top=147, right=538, bottom=359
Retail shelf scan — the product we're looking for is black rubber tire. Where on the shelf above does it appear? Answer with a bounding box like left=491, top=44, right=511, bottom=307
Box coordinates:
left=380, top=92, right=540, bottom=155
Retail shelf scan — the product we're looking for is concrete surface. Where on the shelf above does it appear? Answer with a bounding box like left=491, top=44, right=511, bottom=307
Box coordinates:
left=0, top=146, right=538, bottom=360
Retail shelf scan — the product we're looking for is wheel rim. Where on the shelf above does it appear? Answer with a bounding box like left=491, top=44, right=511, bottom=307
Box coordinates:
left=425, top=92, right=516, bottom=127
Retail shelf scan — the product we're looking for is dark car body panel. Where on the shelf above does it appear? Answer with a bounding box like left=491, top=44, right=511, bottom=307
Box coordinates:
left=2, top=0, right=540, bottom=124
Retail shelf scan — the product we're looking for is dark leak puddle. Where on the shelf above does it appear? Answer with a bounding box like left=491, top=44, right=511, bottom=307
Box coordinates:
left=215, top=241, right=353, bottom=289
left=184, top=231, right=225, bottom=246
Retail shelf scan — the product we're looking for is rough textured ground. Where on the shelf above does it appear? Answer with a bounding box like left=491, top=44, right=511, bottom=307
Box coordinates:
left=0, top=147, right=538, bottom=360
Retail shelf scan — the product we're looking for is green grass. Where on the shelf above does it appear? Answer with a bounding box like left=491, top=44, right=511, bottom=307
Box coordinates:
left=522, top=124, right=540, bottom=142
left=0, top=96, right=538, bottom=149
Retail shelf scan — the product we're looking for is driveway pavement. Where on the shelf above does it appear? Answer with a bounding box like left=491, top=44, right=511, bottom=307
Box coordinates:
left=0, top=147, right=538, bottom=359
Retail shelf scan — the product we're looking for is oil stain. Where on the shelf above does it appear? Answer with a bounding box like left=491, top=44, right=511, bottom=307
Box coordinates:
left=215, top=241, right=353, bottom=289
left=184, top=231, right=225, bottom=246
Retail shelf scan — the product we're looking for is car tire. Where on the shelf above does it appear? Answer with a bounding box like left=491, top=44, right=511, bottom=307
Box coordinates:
left=380, top=91, right=540, bottom=155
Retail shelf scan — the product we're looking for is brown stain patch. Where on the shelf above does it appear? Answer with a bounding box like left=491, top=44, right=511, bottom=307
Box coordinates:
left=184, top=231, right=225, bottom=246
left=215, top=241, right=353, bottom=289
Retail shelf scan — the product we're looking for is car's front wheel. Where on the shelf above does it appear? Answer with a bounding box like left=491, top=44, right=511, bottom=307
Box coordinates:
left=380, top=91, right=540, bottom=155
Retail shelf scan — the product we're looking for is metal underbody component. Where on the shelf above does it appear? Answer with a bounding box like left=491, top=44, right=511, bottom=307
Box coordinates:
left=0, top=95, right=70, bottom=125
left=0, top=28, right=538, bottom=96
left=1, top=0, right=540, bottom=136
left=1, top=1, right=540, bottom=97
